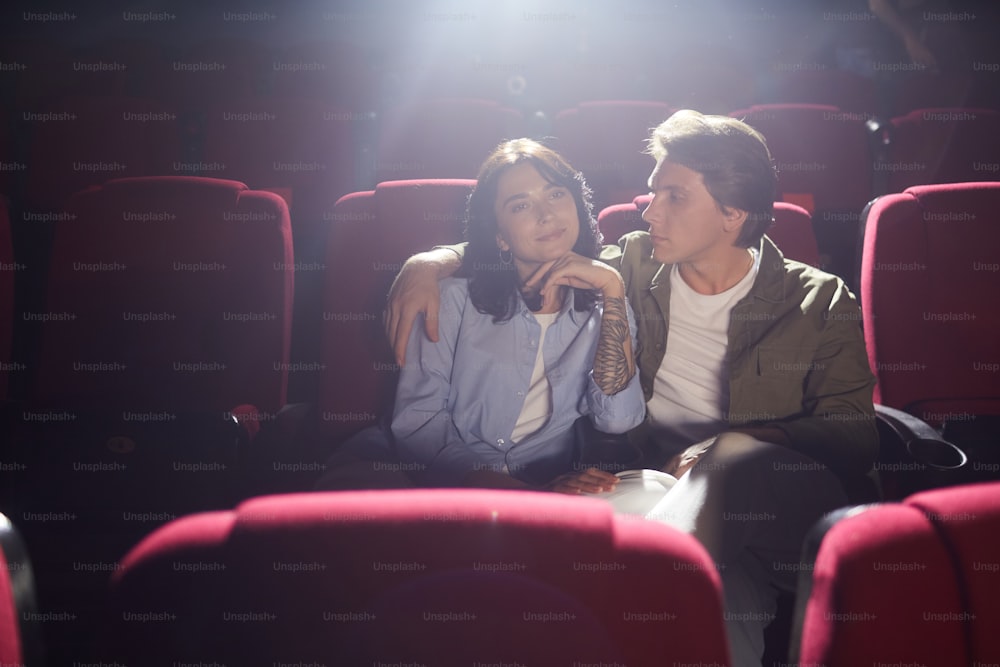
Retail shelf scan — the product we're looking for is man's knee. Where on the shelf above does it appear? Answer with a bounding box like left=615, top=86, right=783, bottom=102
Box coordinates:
left=690, top=432, right=780, bottom=482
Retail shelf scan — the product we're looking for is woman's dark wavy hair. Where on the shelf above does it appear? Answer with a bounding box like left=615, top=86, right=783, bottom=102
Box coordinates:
left=460, top=138, right=603, bottom=323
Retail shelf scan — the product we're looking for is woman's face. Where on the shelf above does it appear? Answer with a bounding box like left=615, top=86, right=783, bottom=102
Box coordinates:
left=493, top=161, right=580, bottom=281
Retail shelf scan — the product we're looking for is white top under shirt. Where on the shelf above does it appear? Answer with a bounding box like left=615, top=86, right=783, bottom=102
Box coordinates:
left=510, top=311, right=559, bottom=444
left=646, top=249, right=760, bottom=446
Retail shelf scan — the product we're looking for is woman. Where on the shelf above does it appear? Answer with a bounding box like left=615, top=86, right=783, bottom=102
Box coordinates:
left=317, top=138, right=644, bottom=493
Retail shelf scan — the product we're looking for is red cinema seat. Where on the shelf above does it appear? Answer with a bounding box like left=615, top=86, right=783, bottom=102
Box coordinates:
left=31, top=176, right=293, bottom=415
left=599, top=195, right=821, bottom=267
left=767, top=202, right=823, bottom=268
left=197, top=97, right=362, bottom=404
left=22, top=96, right=180, bottom=210
left=860, top=183, right=1000, bottom=495
left=730, top=104, right=874, bottom=280
left=106, top=489, right=730, bottom=667
left=0, top=513, right=43, bottom=667
left=793, top=482, right=1000, bottom=667
left=374, top=99, right=522, bottom=182
left=552, top=101, right=674, bottom=213
left=883, top=108, right=1000, bottom=194
left=596, top=200, right=646, bottom=245
left=904, top=482, right=1000, bottom=659
left=318, top=179, right=473, bottom=442
left=4, top=177, right=293, bottom=530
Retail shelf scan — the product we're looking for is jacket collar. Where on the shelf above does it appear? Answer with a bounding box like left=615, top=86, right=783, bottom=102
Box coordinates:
left=749, top=235, right=789, bottom=303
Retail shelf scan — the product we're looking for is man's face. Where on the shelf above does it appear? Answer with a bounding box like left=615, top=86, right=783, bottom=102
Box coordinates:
left=641, top=160, right=740, bottom=266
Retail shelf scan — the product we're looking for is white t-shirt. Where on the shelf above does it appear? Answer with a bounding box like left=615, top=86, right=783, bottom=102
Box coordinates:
left=510, top=311, right=558, bottom=444
left=646, top=249, right=760, bottom=447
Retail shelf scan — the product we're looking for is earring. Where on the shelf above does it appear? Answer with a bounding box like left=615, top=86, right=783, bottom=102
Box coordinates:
left=499, top=248, right=513, bottom=266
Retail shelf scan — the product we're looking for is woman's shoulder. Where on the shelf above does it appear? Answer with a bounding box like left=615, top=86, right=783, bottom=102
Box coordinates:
left=440, top=276, right=471, bottom=299
left=438, top=277, right=474, bottom=314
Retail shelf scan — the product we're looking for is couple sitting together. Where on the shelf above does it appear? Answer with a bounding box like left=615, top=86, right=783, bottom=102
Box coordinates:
left=316, top=110, right=878, bottom=667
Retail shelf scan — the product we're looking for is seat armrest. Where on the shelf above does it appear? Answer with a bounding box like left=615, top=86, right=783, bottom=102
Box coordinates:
left=875, top=404, right=967, bottom=468
left=874, top=404, right=969, bottom=499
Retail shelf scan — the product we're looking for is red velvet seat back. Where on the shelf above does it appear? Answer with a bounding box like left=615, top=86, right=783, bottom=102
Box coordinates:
left=108, top=489, right=731, bottom=667
left=730, top=104, right=873, bottom=217
left=319, top=179, right=473, bottom=440
left=798, top=482, right=1000, bottom=666
left=906, top=483, right=1000, bottom=659
left=32, top=176, right=293, bottom=413
left=798, top=503, right=968, bottom=665
left=731, top=103, right=873, bottom=277
left=860, top=183, right=1000, bottom=424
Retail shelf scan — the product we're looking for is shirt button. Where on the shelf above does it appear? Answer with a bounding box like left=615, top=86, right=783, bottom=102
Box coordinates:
left=516, top=391, right=524, bottom=397
left=497, top=438, right=505, bottom=446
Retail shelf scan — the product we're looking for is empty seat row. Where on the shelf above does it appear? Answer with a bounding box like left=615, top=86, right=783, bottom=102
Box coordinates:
left=8, top=95, right=361, bottom=214
left=1, top=178, right=293, bottom=548
left=5, top=480, right=999, bottom=667
left=8, top=97, right=999, bottom=232
left=735, top=103, right=1000, bottom=280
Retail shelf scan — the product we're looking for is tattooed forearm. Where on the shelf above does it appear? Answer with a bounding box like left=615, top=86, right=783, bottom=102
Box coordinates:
left=593, top=296, right=636, bottom=395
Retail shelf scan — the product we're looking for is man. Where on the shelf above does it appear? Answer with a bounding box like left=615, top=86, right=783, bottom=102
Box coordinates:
left=385, top=110, right=878, bottom=667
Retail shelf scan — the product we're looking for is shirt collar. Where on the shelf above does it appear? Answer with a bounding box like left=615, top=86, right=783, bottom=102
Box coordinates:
left=648, top=234, right=785, bottom=299
left=517, top=287, right=587, bottom=325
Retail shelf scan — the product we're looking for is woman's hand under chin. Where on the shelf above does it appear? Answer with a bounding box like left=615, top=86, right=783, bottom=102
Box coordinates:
left=522, top=251, right=626, bottom=302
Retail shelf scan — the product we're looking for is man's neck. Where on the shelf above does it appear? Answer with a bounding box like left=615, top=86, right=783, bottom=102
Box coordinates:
left=677, top=248, right=754, bottom=295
